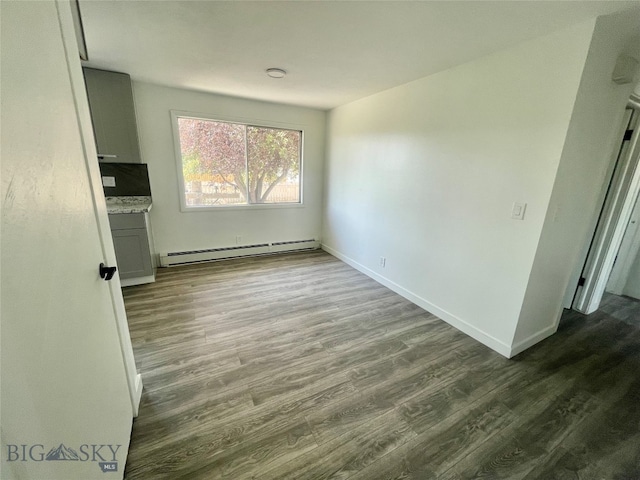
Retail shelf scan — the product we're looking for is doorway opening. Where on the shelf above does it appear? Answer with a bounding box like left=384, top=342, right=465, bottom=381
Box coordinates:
left=572, top=95, right=640, bottom=319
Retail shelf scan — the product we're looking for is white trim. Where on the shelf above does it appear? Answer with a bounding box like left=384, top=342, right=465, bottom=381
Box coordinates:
left=178, top=203, right=306, bottom=213
left=321, top=244, right=513, bottom=358
left=573, top=109, right=640, bottom=314
left=120, top=274, right=156, bottom=287
left=508, top=323, right=558, bottom=358
left=169, top=110, right=305, bottom=212
left=69, top=0, right=87, bottom=61
left=132, top=374, right=143, bottom=417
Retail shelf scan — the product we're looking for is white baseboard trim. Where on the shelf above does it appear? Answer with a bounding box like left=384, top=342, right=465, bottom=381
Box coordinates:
left=321, top=244, right=513, bottom=358
left=132, top=373, right=143, bottom=418
left=121, top=275, right=155, bottom=287
left=509, top=324, right=558, bottom=358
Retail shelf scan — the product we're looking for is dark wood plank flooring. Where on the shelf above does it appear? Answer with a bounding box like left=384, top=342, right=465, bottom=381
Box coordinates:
left=122, top=250, right=640, bottom=479
left=600, top=292, right=640, bottom=329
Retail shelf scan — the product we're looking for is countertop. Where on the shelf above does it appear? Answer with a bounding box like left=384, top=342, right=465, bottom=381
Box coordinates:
left=106, top=196, right=152, bottom=214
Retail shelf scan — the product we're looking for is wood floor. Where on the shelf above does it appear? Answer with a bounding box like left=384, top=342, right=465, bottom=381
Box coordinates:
left=600, top=292, right=640, bottom=329
left=122, top=250, right=640, bottom=479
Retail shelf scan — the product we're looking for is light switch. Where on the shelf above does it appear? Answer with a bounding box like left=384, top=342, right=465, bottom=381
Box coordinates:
left=102, top=176, right=116, bottom=187
left=511, top=202, right=526, bottom=220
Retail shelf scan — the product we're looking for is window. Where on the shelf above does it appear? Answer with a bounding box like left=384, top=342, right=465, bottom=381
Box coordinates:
left=174, top=114, right=302, bottom=208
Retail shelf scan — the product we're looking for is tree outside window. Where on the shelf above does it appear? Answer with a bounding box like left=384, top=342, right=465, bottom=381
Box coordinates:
left=176, top=117, right=302, bottom=207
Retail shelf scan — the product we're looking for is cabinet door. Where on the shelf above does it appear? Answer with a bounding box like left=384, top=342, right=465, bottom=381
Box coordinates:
left=83, top=67, right=142, bottom=163
left=112, top=229, right=153, bottom=279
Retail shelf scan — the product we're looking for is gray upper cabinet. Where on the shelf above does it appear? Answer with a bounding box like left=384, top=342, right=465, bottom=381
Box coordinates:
left=83, top=67, right=142, bottom=163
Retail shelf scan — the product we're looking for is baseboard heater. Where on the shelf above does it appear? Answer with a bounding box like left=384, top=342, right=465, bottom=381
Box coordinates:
left=159, top=239, right=319, bottom=267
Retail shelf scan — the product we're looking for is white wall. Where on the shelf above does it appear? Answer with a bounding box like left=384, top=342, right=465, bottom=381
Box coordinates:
left=1, top=2, right=133, bottom=478
left=514, top=11, right=640, bottom=351
left=323, top=21, right=597, bottom=356
left=132, top=82, right=326, bottom=255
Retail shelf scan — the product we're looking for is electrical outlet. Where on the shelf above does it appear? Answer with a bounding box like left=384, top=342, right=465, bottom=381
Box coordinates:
left=236, top=235, right=242, bottom=245
left=379, top=257, right=386, bottom=268
left=102, top=176, right=116, bottom=187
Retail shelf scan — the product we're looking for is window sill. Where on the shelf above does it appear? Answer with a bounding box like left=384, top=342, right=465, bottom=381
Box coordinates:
left=179, top=203, right=305, bottom=213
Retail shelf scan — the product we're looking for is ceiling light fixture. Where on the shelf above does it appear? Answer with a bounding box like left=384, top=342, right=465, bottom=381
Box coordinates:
left=266, top=68, right=287, bottom=79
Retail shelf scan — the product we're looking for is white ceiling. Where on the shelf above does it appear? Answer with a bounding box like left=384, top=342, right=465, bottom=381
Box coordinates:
left=80, top=1, right=640, bottom=110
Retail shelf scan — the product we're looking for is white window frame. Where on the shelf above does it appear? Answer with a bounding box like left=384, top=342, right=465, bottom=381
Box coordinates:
left=170, top=110, right=305, bottom=212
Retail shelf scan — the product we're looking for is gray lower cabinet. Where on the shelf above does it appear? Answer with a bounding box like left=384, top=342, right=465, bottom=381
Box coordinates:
left=109, top=213, right=154, bottom=283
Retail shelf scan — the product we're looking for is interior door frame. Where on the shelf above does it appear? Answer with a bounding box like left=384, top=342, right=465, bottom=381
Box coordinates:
left=573, top=102, right=640, bottom=314
left=57, top=0, right=143, bottom=415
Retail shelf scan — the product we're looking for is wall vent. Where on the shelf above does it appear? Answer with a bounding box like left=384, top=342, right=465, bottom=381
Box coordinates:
left=159, top=239, right=319, bottom=267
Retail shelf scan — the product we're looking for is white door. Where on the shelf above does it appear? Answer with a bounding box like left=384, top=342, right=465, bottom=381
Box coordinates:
left=606, top=190, right=640, bottom=295
left=1, top=2, right=134, bottom=479
left=573, top=107, right=640, bottom=314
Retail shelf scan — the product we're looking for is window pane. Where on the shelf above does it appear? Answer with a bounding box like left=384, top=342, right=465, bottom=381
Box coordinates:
left=176, top=117, right=302, bottom=207
left=177, top=118, right=247, bottom=206
left=246, top=126, right=301, bottom=204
